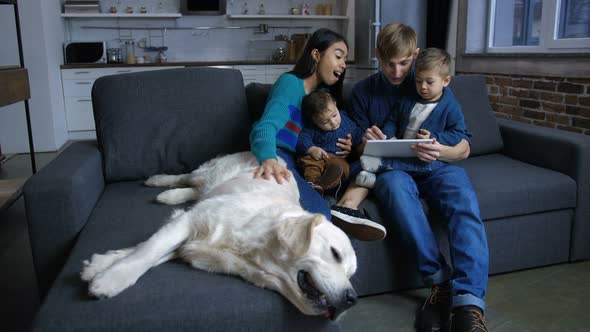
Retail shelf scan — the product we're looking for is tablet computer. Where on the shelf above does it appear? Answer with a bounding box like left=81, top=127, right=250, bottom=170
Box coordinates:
left=363, top=139, right=434, bottom=158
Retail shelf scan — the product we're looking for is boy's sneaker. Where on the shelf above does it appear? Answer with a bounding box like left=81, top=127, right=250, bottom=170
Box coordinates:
left=330, top=206, right=386, bottom=241
left=355, top=170, right=377, bottom=189
left=360, top=155, right=383, bottom=172
left=449, top=305, right=489, bottom=332
left=416, top=281, right=452, bottom=332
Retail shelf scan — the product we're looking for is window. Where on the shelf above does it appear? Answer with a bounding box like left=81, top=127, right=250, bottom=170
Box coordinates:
left=472, top=0, right=590, bottom=53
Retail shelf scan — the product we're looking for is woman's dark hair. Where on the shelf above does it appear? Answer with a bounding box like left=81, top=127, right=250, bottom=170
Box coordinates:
left=290, top=28, right=348, bottom=106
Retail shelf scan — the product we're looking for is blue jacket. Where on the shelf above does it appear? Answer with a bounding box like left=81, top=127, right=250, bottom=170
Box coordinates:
left=383, top=87, right=472, bottom=146
left=296, top=112, right=364, bottom=156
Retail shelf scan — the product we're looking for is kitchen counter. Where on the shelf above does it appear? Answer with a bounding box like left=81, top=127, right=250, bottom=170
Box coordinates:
left=60, top=60, right=362, bottom=69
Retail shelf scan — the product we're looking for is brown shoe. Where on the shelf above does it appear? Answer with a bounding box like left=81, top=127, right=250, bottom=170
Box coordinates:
left=416, top=281, right=452, bottom=332
left=309, top=182, right=324, bottom=196
left=318, top=163, right=344, bottom=191
left=450, top=305, right=489, bottom=332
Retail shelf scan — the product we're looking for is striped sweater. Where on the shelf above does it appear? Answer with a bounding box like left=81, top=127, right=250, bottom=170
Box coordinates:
left=250, top=73, right=306, bottom=163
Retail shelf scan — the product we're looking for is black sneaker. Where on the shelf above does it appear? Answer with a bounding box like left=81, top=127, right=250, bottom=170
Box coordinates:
left=450, top=305, right=489, bottom=332
left=416, top=281, right=452, bottom=332
left=330, top=206, right=386, bottom=241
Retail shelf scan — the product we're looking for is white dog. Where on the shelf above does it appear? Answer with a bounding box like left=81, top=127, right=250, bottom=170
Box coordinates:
left=81, top=151, right=358, bottom=320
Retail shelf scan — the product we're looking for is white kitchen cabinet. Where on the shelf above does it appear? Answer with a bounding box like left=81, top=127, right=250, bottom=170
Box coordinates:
left=61, top=66, right=176, bottom=133
left=265, top=64, right=292, bottom=84
left=234, top=65, right=266, bottom=85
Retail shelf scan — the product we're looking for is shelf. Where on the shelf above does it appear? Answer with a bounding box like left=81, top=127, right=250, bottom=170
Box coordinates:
left=61, top=13, right=182, bottom=18
left=0, top=68, right=30, bottom=108
left=227, top=14, right=348, bottom=20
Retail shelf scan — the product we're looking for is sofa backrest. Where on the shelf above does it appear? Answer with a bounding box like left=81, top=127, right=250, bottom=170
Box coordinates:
left=448, top=74, right=503, bottom=156
left=92, top=67, right=250, bottom=183
left=247, top=73, right=503, bottom=157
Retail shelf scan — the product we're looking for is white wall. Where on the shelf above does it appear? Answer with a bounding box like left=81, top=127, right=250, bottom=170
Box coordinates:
left=0, top=0, right=66, bottom=153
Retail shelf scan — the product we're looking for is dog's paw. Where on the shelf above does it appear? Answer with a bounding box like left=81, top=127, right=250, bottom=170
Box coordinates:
left=81, top=250, right=131, bottom=282
left=156, top=188, right=195, bottom=205
left=144, top=174, right=177, bottom=187
left=88, top=265, right=138, bottom=298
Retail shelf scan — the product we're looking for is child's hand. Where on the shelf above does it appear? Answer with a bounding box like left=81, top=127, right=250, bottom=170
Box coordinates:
left=417, top=129, right=431, bottom=139
left=308, top=147, right=329, bottom=161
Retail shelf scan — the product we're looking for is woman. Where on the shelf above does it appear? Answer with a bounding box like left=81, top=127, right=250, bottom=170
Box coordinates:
left=250, top=28, right=384, bottom=240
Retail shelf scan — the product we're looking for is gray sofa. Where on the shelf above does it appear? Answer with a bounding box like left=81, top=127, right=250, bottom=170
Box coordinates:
left=24, top=67, right=589, bottom=331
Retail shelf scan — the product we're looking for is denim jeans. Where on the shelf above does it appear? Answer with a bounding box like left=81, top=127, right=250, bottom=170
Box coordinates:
left=277, top=149, right=331, bottom=220
left=373, top=164, right=489, bottom=311
left=380, top=158, right=444, bottom=173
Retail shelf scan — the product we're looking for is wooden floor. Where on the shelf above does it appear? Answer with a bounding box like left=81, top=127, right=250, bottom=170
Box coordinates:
left=0, top=177, right=26, bottom=210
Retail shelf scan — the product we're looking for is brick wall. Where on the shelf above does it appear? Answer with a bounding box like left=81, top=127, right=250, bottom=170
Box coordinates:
left=458, top=73, right=590, bottom=135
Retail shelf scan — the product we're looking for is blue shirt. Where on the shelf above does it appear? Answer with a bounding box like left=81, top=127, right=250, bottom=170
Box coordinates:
left=296, top=112, right=364, bottom=156
left=348, top=71, right=417, bottom=130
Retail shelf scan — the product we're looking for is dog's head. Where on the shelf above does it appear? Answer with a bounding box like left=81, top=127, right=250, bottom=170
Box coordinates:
left=268, top=214, right=357, bottom=320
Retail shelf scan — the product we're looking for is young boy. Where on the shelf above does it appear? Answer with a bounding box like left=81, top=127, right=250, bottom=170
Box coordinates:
left=349, top=24, right=490, bottom=332
left=355, top=47, right=471, bottom=189
left=296, top=90, right=365, bottom=196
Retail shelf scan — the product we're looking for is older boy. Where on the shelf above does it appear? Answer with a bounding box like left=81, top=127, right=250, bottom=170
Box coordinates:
left=349, top=24, right=490, bottom=332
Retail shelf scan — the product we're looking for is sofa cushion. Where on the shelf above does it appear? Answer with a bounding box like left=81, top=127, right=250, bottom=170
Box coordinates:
left=92, top=67, right=251, bottom=183
left=32, top=182, right=338, bottom=332
left=456, top=154, right=577, bottom=220
left=245, top=82, right=271, bottom=122
left=449, top=74, right=504, bottom=156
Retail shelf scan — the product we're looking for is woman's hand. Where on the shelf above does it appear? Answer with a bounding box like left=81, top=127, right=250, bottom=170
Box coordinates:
left=335, top=133, right=353, bottom=157
left=254, top=158, right=291, bottom=184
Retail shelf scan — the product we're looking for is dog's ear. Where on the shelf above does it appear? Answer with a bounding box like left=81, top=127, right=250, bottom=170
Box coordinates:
left=277, top=215, right=323, bottom=257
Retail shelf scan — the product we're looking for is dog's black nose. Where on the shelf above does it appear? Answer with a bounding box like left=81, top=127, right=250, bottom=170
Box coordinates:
left=343, top=288, right=357, bottom=308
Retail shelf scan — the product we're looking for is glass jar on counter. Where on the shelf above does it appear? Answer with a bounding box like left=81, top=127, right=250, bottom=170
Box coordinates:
left=125, top=40, right=136, bottom=64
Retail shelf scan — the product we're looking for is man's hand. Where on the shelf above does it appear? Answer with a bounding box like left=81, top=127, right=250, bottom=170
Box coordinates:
left=416, top=129, right=431, bottom=139
left=253, top=158, right=291, bottom=184
left=363, top=125, right=387, bottom=142
left=411, top=139, right=470, bottom=163
left=308, top=146, right=329, bottom=161
left=411, top=138, right=441, bottom=162
left=335, top=133, right=352, bottom=157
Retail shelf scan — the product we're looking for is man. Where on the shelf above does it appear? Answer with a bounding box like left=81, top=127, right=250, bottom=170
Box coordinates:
left=349, top=23, right=490, bottom=332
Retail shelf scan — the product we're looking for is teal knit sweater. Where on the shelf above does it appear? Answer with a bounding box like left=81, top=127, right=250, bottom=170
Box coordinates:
left=250, top=73, right=306, bottom=163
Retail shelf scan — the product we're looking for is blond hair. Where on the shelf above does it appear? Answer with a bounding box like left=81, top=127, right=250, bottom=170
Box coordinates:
left=415, top=47, right=451, bottom=78
left=376, top=23, right=417, bottom=60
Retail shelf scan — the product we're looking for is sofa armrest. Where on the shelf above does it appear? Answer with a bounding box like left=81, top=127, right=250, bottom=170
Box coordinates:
left=24, top=141, right=105, bottom=297
left=498, top=118, right=590, bottom=261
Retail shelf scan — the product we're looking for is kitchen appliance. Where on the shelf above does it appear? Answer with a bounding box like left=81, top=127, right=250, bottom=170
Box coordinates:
left=63, top=41, right=106, bottom=64
left=180, top=0, right=226, bottom=15
left=106, top=48, right=122, bottom=64
left=355, top=0, right=427, bottom=69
